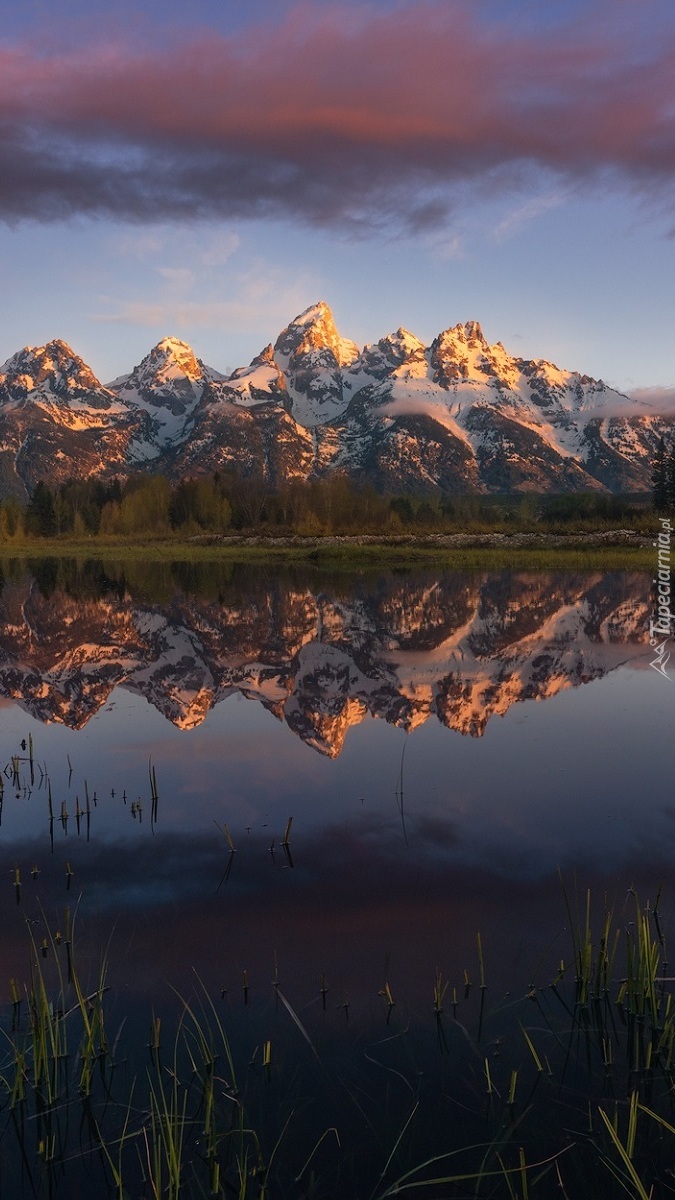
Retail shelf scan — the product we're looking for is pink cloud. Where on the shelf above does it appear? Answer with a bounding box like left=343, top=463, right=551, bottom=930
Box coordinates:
left=0, top=2, right=674, bottom=229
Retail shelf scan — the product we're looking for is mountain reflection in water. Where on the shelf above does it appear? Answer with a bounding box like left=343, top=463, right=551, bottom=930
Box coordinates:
left=1, top=560, right=674, bottom=1199
left=0, top=560, right=650, bottom=753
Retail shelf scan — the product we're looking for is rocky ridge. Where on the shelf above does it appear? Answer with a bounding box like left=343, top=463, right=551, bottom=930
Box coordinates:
left=0, top=303, right=671, bottom=499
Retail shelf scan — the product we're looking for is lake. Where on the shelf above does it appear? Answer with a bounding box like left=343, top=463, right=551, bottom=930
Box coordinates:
left=0, top=557, right=672, bottom=1198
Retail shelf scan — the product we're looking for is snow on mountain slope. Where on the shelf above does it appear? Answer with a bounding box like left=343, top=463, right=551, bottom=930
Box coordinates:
left=275, top=300, right=360, bottom=368
left=221, top=306, right=666, bottom=494
left=0, top=340, right=122, bottom=413
left=0, top=305, right=672, bottom=497
left=109, top=337, right=224, bottom=460
left=0, top=340, right=142, bottom=497
left=228, top=301, right=362, bottom=427
left=225, top=344, right=287, bottom=408
left=376, top=321, right=649, bottom=464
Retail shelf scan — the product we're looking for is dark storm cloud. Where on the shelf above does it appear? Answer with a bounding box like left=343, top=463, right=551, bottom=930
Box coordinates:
left=1, top=2, right=674, bottom=229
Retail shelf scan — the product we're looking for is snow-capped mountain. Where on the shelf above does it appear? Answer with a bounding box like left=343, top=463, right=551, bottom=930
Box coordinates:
left=0, top=340, right=140, bottom=498
left=0, top=304, right=671, bottom=499
left=109, top=336, right=224, bottom=461
left=0, top=339, right=113, bottom=407
left=227, top=301, right=360, bottom=426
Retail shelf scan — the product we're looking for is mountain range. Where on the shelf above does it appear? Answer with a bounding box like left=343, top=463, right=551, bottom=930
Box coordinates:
left=0, top=301, right=671, bottom=499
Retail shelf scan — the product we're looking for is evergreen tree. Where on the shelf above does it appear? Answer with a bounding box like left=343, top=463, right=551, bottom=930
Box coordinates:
left=652, top=437, right=669, bottom=511
left=390, top=496, right=415, bottom=524
left=169, top=477, right=231, bottom=531
left=26, top=481, right=56, bottom=536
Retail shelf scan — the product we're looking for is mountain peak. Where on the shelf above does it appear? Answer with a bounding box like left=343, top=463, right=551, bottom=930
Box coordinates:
left=108, top=337, right=220, bottom=437
left=436, top=320, right=488, bottom=350
left=0, top=304, right=669, bottom=499
left=0, top=339, right=105, bottom=401
left=291, top=301, right=335, bottom=328
left=359, top=327, right=426, bottom=373
left=463, top=320, right=487, bottom=347
left=31, top=337, right=78, bottom=359
left=390, top=327, right=426, bottom=352
left=155, top=335, right=195, bottom=356
left=2, top=338, right=84, bottom=371
left=113, top=337, right=208, bottom=395
left=275, top=301, right=359, bottom=367
left=141, top=337, right=203, bottom=378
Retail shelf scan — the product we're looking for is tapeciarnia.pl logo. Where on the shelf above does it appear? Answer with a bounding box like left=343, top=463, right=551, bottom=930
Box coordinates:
left=650, top=516, right=673, bottom=680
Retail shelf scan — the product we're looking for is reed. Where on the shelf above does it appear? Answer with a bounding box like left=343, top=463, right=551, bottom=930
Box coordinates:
left=597, top=1096, right=652, bottom=1200
left=149, top=758, right=159, bottom=825
left=1, top=925, right=275, bottom=1197
left=3, top=864, right=675, bottom=1198
left=379, top=981, right=395, bottom=1024
left=146, top=1056, right=188, bottom=1200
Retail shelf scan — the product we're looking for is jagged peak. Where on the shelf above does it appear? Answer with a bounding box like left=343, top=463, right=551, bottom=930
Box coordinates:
left=154, top=335, right=194, bottom=355
left=278, top=301, right=341, bottom=345
left=40, top=337, right=77, bottom=356
left=359, top=326, right=426, bottom=372
left=275, top=300, right=359, bottom=367
left=435, top=320, right=488, bottom=350
left=142, top=336, right=200, bottom=366
left=35, top=337, right=78, bottom=357
left=290, top=300, right=335, bottom=328
left=121, top=337, right=206, bottom=388
left=228, top=342, right=279, bottom=384
left=0, top=338, right=105, bottom=399
left=2, top=338, right=82, bottom=370
left=464, top=319, right=487, bottom=345
left=390, top=326, right=425, bottom=347
left=251, top=343, right=276, bottom=366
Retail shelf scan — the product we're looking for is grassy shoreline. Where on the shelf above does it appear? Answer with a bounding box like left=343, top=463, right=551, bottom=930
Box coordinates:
left=0, top=531, right=656, bottom=570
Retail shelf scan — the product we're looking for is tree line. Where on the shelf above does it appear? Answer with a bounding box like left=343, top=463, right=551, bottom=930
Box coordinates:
left=651, top=438, right=675, bottom=512
left=0, top=470, right=663, bottom=541
left=1, top=474, right=399, bottom=539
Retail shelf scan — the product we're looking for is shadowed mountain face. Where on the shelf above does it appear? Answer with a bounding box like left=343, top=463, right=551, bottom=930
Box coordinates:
left=0, top=303, right=672, bottom=497
left=0, top=563, right=649, bottom=753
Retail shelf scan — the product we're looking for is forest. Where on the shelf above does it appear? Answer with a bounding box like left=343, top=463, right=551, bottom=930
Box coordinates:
left=0, top=470, right=663, bottom=541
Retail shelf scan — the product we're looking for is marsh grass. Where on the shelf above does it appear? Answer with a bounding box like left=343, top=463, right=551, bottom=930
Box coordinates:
left=0, top=925, right=317, bottom=1198
left=0, top=538, right=655, bottom=573
left=2, top=812, right=675, bottom=1199
left=149, top=758, right=159, bottom=827
left=5, top=747, right=165, bottom=857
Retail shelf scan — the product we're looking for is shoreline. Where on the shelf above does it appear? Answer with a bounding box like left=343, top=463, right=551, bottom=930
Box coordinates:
left=185, top=528, right=654, bottom=548
left=0, top=528, right=657, bottom=569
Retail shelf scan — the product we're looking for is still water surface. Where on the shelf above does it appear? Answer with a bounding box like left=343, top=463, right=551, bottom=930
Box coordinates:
left=0, top=559, right=672, bottom=1196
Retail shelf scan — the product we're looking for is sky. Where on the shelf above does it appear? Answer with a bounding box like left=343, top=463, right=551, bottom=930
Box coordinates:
left=1, top=0, right=674, bottom=401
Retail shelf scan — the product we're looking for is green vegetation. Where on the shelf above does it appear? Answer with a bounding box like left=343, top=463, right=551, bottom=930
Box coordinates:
left=2, top=752, right=675, bottom=1198
left=0, top=471, right=663, bottom=546
left=3, top=881, right=675, bottom=1197
left=0, top=542, right=656, bottom=574
left=0, top=471, right=662, bottom=573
